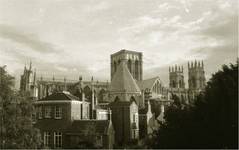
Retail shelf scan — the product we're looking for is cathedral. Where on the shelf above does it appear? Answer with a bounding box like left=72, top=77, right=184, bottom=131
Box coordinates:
left=169, top=61, right=206, bottom=104
left=20, top=49, right=206, bottom=148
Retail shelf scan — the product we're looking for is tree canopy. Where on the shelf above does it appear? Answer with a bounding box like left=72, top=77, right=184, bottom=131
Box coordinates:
left=0, top=66, right=42, bottom=149
left=151, top=61, right=238, bottom=149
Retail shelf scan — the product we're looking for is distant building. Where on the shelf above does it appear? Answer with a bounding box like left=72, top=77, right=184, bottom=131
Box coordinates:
left=169, top=60, right=206, bottom=104
left=109, top=60, right=141, bottom=146
left=34, top=91, right=114, bottom=149
left=111, top=49, right=143, bottom=81
left=20, top=62, right=38, bottom=99
left=21, top=49, right=206, bottom=148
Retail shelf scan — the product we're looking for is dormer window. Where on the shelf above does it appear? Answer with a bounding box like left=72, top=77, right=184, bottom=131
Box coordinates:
left=55, top=106, right=62, bottom=119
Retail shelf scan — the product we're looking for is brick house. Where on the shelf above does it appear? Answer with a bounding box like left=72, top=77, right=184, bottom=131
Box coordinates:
left=34, top=91, right=114, bottom=149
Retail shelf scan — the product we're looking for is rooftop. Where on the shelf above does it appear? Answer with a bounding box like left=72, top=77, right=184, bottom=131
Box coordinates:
left=111, top=49, right=142, bottom=56
left=109, top=61, right=141, bottom=94
left=67, top=120, right=111, bottom=135
left=38, top=91, right=80, bottom=101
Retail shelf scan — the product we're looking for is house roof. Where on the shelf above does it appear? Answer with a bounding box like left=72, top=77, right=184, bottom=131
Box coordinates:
left=137, top=76, right=161, bottom=90
left=38, top=91, right=80, bottom=101
left=67, top=120, right=111, bottom=135
left=109, top=101, right=131, bottom=107
left=109, top=61, right=141, bottom=93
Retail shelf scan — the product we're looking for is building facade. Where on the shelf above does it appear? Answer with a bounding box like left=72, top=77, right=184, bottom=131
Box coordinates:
left=109, top=60, right=141, bottom=146
left=111, top=49, right=143, bottom=81
left=34, top=91, right=114, bottom=149
left=168, top=60, right=206, bottom=104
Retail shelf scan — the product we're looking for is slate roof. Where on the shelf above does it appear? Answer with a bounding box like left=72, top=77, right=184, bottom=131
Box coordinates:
left=137, top=76, right=160, bottom=90
left=38, top=91, right=80, bottom=101
left=67, top=120, right=111, bottom=135
left=109, top=61, right=141, bottom=93
left=109, top=101, right=131, bottom=107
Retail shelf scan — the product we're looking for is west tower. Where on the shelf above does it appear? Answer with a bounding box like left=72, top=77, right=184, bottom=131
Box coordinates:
left=188, top=60, right=206, bottom=91
left=169, top=65, right=185, bottom=89
left=111, top=49, right=143, bottom=81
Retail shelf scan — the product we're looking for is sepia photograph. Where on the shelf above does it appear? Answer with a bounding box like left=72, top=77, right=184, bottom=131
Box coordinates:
left=0, top=0, right=238, bottom=149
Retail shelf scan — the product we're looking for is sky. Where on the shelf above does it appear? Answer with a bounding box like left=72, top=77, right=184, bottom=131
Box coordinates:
left=0, top=0, right=238, bottom=88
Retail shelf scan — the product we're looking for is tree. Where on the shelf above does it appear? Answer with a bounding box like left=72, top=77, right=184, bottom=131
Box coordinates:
left=150, top=61, right=238, bottom=149
left=0, top=66, right=42, bottom=149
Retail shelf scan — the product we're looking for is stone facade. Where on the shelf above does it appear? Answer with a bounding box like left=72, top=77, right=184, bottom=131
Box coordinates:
left=111, top=49, right=143, bottom=81
left=169, top=60, right=206, bottom=104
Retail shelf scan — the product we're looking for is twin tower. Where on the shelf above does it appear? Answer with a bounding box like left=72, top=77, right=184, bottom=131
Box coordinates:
left=169, top=60, right=206, bottom=91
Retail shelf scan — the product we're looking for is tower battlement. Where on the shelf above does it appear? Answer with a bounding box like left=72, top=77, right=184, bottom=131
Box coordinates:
left=169, top=65, right=185, bottom=89
left=169, top=65, right=184, bottom=73
left=188, top=60, right=204, bottom=69
left=188, top=60, right=206, bottom=91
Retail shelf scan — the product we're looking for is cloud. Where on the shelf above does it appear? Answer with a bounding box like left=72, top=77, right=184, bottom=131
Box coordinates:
left=0, top=24, right=58, bottom=53
left=0, top=0, right=237, bottom=89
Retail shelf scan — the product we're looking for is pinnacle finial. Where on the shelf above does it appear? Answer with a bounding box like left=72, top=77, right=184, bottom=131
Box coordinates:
left=91, top=76, right=94, bottom=82
left=169, top=66, right=171, bottom=72
left=175, top=65, right=177, bottom=71
left=202, top=60, right=204, bottom=68
left=29, top=60, right=32, bottom=70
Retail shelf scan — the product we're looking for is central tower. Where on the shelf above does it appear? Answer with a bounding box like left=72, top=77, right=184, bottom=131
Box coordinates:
left=111, top=49, right=143, bottom=81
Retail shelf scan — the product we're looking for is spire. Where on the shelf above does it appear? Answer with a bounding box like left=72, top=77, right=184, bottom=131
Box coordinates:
left=202, top=60, right=204, bottom=68
left=40, top=75, right=43, bottom=81
left=182, top=66, right=184, bottom=72
left=175, top=65, right=177, bottom=71
left=91, top=76, right=94, bottom=82
left=169, top=66, right=171, bottom=72
left=29, top=60, right=32, bottom=71
left=147, top=100, right=151, bottom=113
left=195, top=60, right=197, bottom=67
left=191, top=61, right=193, bottom=68
left=188, top=62, right=190, bottom=68
left=52, top=75, right=55, bottom=81
left=107, top=108, right=112, bottom=121
left=33, top=68, right=36, bottom=85
left=64, top=77, right=66, bottom=91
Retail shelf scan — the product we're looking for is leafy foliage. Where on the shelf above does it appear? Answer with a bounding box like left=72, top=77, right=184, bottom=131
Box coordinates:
left=0, top=66, right=42, bottom=149
left=150, top=62, right=238, bottom=149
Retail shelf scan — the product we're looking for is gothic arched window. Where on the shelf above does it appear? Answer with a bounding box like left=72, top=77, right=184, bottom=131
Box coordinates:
left=179, top=80, right=182, bottom=88
left=114, top=96, right=120, bottom=102
left=135, top=60, right=139, bottom=79
left=192, top=77, right=196, bottom=88
left=114, top=61, right=117, bottom=73
left=172, top=80, right=176, bottom=88
left=128, top=59, right=132, bottom=73
left=83, top=86, right=91, bottom=100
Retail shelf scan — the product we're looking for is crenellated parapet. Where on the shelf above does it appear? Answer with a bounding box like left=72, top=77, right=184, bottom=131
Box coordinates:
left=169, top=65, right=185, bottom=89
left=169, top=65, right=184, bottom=73
left=188, top=60, right=204, bottom=69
